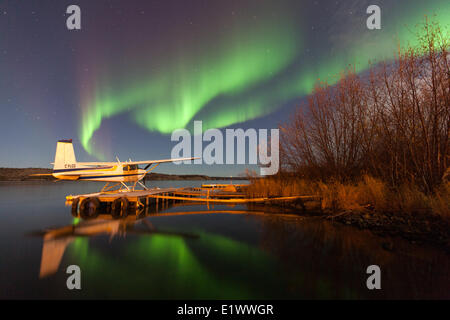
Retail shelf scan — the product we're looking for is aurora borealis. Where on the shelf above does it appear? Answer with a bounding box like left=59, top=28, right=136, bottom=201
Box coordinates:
left=0, top=0, right=449, bottom=174
left=80, top=11, right=299, bottom=156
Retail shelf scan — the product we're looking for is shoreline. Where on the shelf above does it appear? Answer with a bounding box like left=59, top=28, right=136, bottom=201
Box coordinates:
left=254, top=201, right=450, bottom=253
left=0, top=168, right=248, bottom=182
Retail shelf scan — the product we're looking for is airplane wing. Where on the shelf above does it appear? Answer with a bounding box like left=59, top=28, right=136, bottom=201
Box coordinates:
left=77, top=162, right=118, bottom=166
left=125, top=157, right=200, bottom=166
left=78, top=157, right=199, bottom=167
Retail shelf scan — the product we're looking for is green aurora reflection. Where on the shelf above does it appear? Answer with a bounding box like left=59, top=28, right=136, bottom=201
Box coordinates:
left=67, top=231, right=276, bottom=298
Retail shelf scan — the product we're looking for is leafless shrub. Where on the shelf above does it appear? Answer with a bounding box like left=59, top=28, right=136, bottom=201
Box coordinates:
left=280, top=18, right=449, bottom=193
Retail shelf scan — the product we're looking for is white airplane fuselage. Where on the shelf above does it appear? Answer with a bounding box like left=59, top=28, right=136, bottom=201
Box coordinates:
left=52, top=164, right=147, bottom=182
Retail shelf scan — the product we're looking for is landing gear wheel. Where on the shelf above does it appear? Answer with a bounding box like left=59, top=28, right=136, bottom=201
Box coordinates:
left=71, top=198, right=80, bottom=217
left=111, top=197, right=129, bottom=219
left=80, top=197, right=100, bottom=219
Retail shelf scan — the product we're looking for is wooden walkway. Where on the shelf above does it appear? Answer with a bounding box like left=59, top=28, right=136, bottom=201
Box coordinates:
left=67, top=188, right=179, bottom=203
left=66, top=186, right=320, bottom=219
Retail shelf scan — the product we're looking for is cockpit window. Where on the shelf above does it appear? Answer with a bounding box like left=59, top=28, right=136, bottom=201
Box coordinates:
left=124, top=165, right=138, bottom=171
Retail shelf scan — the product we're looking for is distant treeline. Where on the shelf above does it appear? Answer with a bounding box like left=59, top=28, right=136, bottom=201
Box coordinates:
left=0, top=168, right=247, bottom=181
left=0, top=168, right=53, bottom=181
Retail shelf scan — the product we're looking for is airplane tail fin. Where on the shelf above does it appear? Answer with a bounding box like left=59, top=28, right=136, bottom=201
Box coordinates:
left=53, top=139, right=77, bottom=170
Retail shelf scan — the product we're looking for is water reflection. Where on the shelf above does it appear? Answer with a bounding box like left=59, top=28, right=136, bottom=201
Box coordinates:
left=23, top=200, right=450, bottom=299
left=32, top=207, right=280, bottom=299
left=257, top=216, right=450, bottom=299
left=36, top=212, right=199, bottom=278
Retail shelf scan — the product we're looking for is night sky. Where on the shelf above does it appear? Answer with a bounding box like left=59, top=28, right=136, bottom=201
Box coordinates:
left=0, top=0, right=448, bottom=176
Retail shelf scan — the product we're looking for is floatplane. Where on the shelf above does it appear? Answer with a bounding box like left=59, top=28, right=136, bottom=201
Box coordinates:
left=32, top=139, right=198, bottom=192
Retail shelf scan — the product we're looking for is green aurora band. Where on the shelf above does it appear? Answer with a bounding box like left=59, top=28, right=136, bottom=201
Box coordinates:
left=80, top=3, right=449, bottom=157
left=80, top=13, right=299, bottom=157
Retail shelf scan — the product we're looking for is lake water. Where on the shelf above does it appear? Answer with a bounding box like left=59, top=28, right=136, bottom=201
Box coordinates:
left=0, top=181, right=449, bottom=299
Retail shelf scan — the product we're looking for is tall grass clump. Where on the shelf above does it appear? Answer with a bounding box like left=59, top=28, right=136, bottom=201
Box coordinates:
left=357, top=175, right=388, bottom=211
left=246, top=173, right=450, bottom=218
left=317, top=180, right=361, bottom=212
left=429, top=183, right=450, bottom=218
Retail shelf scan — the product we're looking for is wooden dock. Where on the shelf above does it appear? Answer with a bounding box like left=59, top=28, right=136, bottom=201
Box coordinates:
left=66, top=186, right=320, bottom=219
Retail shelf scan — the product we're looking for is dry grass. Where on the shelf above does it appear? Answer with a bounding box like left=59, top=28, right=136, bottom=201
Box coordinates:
left=246, top=172, right=315, bottom=198
left=389, top=184, right=431, bottom=215
left=317, top=180, right=361, bottom=212
left=245, top=173, right=450, bottom=218
left=429, top=183, right=450, bottom=218
left=357, top=175, right=388, bottom=211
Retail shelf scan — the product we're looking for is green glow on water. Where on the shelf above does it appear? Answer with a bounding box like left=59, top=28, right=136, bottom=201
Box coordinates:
left=67, top=230, right=275, bottom=298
